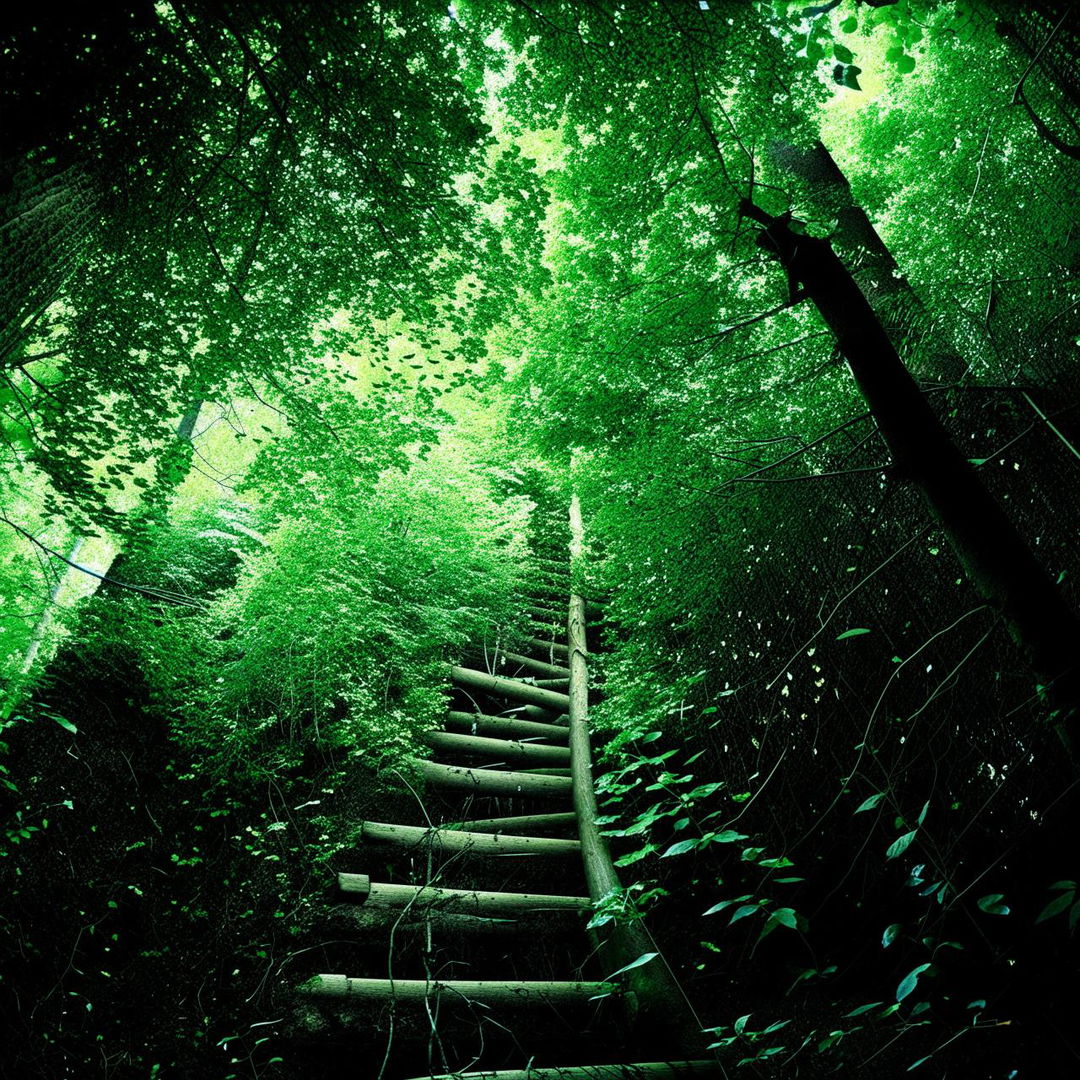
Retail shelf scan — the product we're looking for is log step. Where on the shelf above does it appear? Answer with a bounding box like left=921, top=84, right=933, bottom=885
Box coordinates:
left=361, top=820, right=580, bottom=855
left=497, top=651, right=572, bottom=679
left=302, top=975, right=616, bottom=1005
left=446, top=710, right=569, bottom=743
left=419, top=759, right=573, bottom=796
left=339, top=873, right=591, bottom=913
left=533, top=677, right=571, bottom=690
left=423, top=730, right=571, bottom=765
left=521, top=705, right=570, bottom=724
left=526, top=636, right=572, bottom=659
left=407, top=1064, right=725, bottom=1079
left=443, top=811, right=578, bottom=833
left=451, top=666, right=571, bottom=711
left=527, top=605, right=565, bottom=622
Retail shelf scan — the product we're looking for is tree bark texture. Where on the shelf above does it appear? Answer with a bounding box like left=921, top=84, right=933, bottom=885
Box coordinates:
left=743, top=199, right=1080, bottom=720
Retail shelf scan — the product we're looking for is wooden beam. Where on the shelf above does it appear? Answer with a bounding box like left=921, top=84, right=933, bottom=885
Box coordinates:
left=527, top=604, right=565, bottom=622
left=451, top=666, right=571, bottom=711
left=406, top=1064, right=726, bottom=1080
left=301, top=975, right=616, bottom=1005
left=423, top=729, right=571, bottom=765
left=567, top=495, right=703, bottom=1049
left=419, top=760, right=573, bottom=797
left=445, top=710, right=569, bottom=743
left=521, top=705, right=570, bottom=724
left=360, top=820, right=579, bottom=855
left=526, top=636, right=572, bottom=659
left=338, top=873, right=591, bottom=913
left=533, top=677, right=571, bottom=690
left=497, top=651, right=572, bottom=678
left=442, top=811, right=578, bottom=833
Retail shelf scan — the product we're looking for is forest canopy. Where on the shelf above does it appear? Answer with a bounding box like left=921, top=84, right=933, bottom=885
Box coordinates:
left=2, top=1, right=1079, bottom=1077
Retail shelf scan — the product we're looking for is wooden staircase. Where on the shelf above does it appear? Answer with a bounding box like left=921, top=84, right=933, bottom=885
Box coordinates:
left=297, top=499, right=719, bottom=1078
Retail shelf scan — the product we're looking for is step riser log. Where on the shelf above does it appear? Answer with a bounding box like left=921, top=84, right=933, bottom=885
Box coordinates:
left=339, top=873, right=591, bottom=913
left=445, top=710, right=569, bottom=743
left=442, top=811, right=578, bottom=833
left=408, top=1065, right=726, bottom=1080
left=451, top=665, right=571, bottom=711
left=527, top=605, right=565, bottom=622
left=466, top=651, right=571, bottom=680
left=526, top=636, right=572, bottom=659
left=521, top=705, right=570, bottom=724
left=420, top=759, right=573, bottom=796
left=422, top=730, right=571, bottom=766
left=303, top=975, right=616, bottom=1005
left=497, top=651, right=572, bottom=678
left=361, top=821, right=580, bottom=855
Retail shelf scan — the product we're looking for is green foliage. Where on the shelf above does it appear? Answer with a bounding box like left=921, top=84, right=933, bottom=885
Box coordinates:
left=79, top=409, right=530, bottom=782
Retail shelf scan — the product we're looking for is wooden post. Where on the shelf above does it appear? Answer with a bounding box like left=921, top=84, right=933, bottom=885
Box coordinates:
left=567, top=496, right=705, bottom=1050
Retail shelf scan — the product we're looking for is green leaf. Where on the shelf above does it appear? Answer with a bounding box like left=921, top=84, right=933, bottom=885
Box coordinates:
left=885, top=45, right=906, bottom=62
left=729, top=903, right=760, bottom=924
left=661, top=839, right=699, bottom=858
left=917, top=800, right=930, bottom=825
left=734, top=1013, right=752, bottom=1035
left=844, top=1001, right=882, bottom=1017
left=614, top=844, right=657, bottom=867
left=896, top=54, right=916, bottom=74
left=1036, top=890, right=1075, bottom=923
left=882, top=923, right=902, bottom=948
left=771, top=907, right=798, bottom=929
left=1070, top=901, right=1080, bottom=932
left=604, top=951, right=658, bottom=980
left=703, top=894, right=753, bottom=916
left=709, top=829, right=749, bottom=844
left=886, top=830, right=917, bottom=859
left=856, top=792, right=885, bottom=813
left=836, top=628, right=871, bottom=640
left=688, top=782, right=724, bottom=799
left=977, top=893, right=1010, bottom=916
left=833, top=43, right=854, bottom=64
left=896, top=962, right=931, bottom=1001
left=842, top=65, right=863, bottom=91
left=48, top=713, right=78, bottom=735
left=907, top=1056, right=932, bottom=1071
left=840, top=16, right=857, bottom=33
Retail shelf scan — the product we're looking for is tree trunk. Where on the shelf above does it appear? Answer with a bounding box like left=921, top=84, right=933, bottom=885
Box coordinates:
left=767, top=139, right=965, bottom=382
left=742, top=199, right=1080, bottom=727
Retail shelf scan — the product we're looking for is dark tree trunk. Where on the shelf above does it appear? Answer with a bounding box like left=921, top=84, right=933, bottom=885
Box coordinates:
left=767, top=139, right=967, bottom=383
left=742, top=198, right=1080, bottom=727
